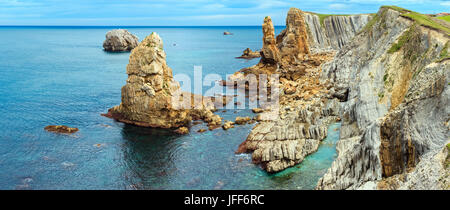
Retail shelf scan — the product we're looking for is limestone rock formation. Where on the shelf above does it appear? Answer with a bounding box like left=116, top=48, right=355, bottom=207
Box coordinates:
left=303, top=13, right=372, bottom=52
left=103, top=29, right=139, bottom=52
left=276, top=8, right=310, bottom=63
left=233, top=8, right=342, bottom=173
left=316, top=6, right=449, bottom=190
left=103, top=32, right=220, bottom=131
left=236, top=48, right=260, bottom=59
left=222, top=121, right=235, bottom=130
left=260, top=16, right=281, bottom=65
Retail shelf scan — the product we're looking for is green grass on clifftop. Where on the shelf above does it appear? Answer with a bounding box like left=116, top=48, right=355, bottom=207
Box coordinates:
left=381, top=6, right=450, bottom=35
left=438, top=15, right=450, bottom=22
left=402, top=12, right=450, bottom=35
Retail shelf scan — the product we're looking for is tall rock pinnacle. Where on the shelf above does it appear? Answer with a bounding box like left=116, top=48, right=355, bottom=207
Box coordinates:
left=103, top=32, right=221, bottom=130
left=260, top=16, right=281, bottom=65
left=277, top=8, right=310, bottom=64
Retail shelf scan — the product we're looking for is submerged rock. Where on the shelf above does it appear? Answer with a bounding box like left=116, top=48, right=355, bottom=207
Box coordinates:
left=44, top=125, right=79, bottom=134
left=103, top=32, right=220, bottom=132
left=103, top=29, right=139, bottom=52
left=222, top=121, right=235, bottom=130
left=174, top=127, right=189, bottom=135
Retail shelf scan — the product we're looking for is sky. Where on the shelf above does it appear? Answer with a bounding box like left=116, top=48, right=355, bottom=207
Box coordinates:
left=0, top=0, right=449, bottom=26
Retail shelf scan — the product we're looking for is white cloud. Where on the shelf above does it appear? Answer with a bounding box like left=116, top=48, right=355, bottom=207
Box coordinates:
left=440, top=1, right=450, bottom=6
left=328, top=3, right=348, bottom=10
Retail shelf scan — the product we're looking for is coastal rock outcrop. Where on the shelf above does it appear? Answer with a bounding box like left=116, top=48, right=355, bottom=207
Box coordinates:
left=103, top=32, right=221, bottom=131
left=103, top=29, right=139, bottom=52
left=303, top=13, right=372, bottom=52
left=44, top=125, right=79, bottom=134
left=236, top=48, right=260, bottom=59
left=233, top=8, right=342, bottom=173
left=316, top=6, right=449, bottom=190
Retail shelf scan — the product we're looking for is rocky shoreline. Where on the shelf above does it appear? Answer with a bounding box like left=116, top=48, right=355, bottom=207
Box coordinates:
left=101, top=6, right=449, bottom=190
left=227, top=6, right=449, bottom=190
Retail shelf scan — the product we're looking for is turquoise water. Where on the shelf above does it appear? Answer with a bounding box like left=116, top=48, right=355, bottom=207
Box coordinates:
left=0, top=26, right=340, bottom=189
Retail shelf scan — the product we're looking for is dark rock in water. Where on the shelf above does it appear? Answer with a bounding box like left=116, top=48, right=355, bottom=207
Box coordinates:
left=44, top=125, right=78, bottom=134
left=235, top=116, right=251, bottom=125
left=223, top=31, right=233, bottom=35
left=174, top=127, right=189, bottom=135
left=236, top=48, right=261, bottom=59
left=197, top=128, right=207, bottom=133
left=103, top=29, right=139, bottom=52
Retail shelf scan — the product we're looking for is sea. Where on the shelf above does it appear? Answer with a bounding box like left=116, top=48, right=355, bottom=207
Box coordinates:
left=0, top=26, right=340, bottom=189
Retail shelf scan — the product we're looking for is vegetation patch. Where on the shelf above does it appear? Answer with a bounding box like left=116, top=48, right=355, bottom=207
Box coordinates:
left=437, top=15, right=450, bottom=22
left=360, top=10, right=387, bottom=34
left=401, top=12, right=450, bottom=35
left=388, top=25, right=416, bottom=53
left=380, top=6, right=450, bottom=35
left=446, top=143, right=450, bottom=169
left=381, top=5, right=411, bottom=13
left=438, top=41, right=449, bottom=62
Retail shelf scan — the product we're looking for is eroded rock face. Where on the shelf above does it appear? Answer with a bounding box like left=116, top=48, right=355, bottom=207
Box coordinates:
left=276, top=8, right=310, bottom=64
left=260, top=16, right=281, bottom=65
left=103, top=33, right=220, bottom=131
left=316, top=7, right=449, bottom=190
left=103, top=29, right=139, bottom=52
left=303, top=13, right=371, bottom=52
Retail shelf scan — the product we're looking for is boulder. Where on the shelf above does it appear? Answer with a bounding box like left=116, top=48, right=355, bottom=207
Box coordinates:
left=103, top=29, right=139, bottom=52
left=222, top=121, right=235, bottom=130
left=235, top=117, right=251, bottom=125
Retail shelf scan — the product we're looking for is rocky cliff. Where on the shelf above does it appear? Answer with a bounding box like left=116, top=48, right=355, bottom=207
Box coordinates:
left=316, top=6, right=449, bottom=190
left=303, top=13, right=372, bottom=52
left=234, top=8, right=343, bottom=173
left=104, top=32, right=221, bottom=132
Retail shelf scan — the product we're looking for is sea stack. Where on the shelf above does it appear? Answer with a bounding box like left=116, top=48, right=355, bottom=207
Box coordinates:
left=103, top=29, right=139, bottom=52
left=103, top=32, right=221, bottom=131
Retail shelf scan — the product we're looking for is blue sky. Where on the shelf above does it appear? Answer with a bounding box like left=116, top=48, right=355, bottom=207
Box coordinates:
left=1, top=0, right=449, bottom=26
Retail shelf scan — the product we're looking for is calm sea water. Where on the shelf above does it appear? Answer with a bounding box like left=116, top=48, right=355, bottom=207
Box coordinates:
left=0, top=26, right=340, bottom=189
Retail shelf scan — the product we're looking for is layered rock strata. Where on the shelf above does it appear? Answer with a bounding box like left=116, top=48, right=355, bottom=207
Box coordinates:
left=316, top=7, right=449, bottom=190
left=303, top=13, right=372, bottom=52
